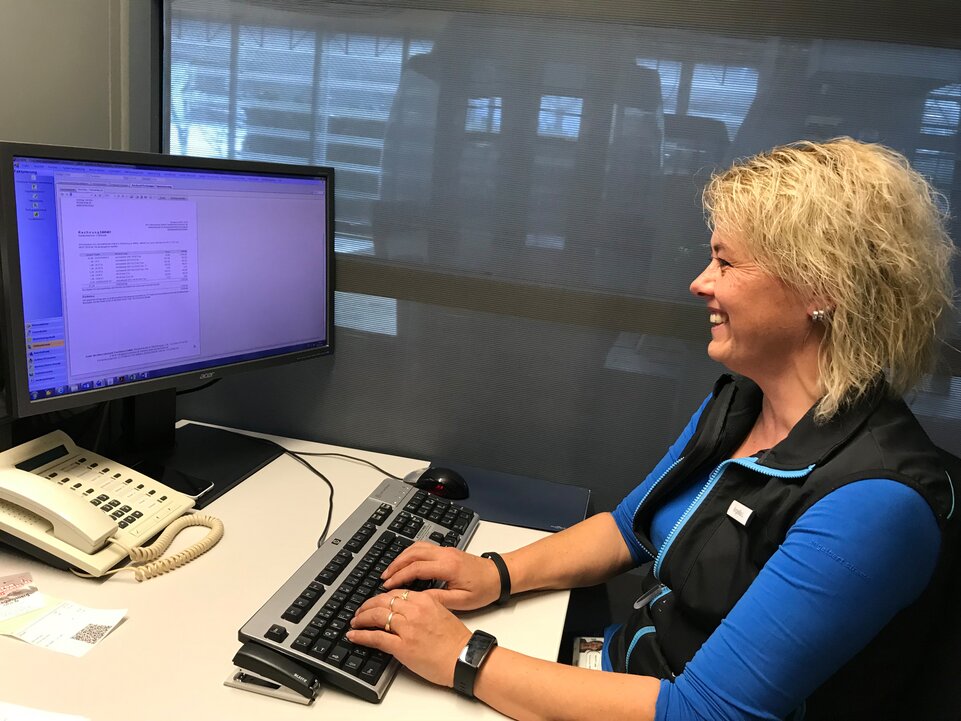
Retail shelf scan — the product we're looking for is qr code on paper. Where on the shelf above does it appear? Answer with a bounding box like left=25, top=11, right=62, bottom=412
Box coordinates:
left=72, top=623, right=112, bottom=645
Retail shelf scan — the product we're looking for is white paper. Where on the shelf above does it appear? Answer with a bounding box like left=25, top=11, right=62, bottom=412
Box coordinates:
left=11, top=601, right=126, bottom=657
left=0, top=702, right=88, bottom=721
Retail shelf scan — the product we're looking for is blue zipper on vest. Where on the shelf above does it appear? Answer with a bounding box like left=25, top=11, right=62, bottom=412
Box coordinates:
left=625, top=625, right=656, bottom=669
left=631, top=456, right=685, bottom=560
left=653, top=457, right=815, bottom=579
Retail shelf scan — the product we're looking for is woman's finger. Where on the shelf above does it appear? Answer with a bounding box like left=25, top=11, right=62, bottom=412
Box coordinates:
left=344, top=627, right=399, bottom=654
left=382, top=544, right=447, bottom=579
left=382, top=560, right=443, bottom=589
left=356, top=589, right=412, bottom=616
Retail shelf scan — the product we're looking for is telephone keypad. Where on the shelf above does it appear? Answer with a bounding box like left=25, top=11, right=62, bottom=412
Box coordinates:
left=36, top=444, right=188, bottom=538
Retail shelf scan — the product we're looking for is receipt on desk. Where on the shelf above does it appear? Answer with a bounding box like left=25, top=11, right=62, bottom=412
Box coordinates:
left=9, top=600, right=126, bottom=657
left=0, top=701, right=89, bottom=721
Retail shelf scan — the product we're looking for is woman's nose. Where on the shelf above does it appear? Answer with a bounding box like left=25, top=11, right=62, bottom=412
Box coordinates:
left=690, top=263, right=714, bottom=298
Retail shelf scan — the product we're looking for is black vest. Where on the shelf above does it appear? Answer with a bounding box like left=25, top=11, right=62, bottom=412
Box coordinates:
left=608, top=374, right=952, bottom=720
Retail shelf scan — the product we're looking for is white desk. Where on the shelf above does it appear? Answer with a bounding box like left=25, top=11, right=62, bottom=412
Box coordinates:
left=0, top=426, right=571, bottom=720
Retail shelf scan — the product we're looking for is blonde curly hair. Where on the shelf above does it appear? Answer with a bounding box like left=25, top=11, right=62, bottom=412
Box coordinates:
left=702, top=137, right=956, bottom=422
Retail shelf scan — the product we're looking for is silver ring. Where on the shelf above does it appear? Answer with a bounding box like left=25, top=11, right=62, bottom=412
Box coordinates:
left=385, top=610, right=394, bottom=633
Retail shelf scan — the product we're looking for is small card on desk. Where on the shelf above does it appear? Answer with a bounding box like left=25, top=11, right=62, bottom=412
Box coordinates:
left=573, top=636, right=605, bottom=669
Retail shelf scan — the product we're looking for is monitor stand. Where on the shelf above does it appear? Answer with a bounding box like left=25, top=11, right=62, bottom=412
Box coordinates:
left=115, top=388, right=283, bottom=510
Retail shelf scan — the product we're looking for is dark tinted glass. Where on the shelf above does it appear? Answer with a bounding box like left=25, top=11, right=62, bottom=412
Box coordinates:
left=166, top=0, right=961, bottom=511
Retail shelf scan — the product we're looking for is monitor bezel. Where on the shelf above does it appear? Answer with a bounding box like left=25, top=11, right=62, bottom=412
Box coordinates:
left=0, top=141, right=335, bottom=419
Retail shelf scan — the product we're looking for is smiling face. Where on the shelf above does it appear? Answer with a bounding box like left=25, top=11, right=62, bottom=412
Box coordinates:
left=689, top=231, right=820, bottom=384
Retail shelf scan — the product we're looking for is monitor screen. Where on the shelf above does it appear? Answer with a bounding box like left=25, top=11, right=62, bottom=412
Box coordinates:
left=0, top=143, right=334, bottom=420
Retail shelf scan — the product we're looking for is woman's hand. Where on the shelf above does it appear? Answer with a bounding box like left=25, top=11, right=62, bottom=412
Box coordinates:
left=381, top=542, right=501, bottom=610
left=347, top=590, right=472, bottom=687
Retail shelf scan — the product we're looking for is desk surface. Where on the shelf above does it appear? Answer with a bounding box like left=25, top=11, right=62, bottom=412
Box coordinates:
left=0, top=425, right=571, bottom=720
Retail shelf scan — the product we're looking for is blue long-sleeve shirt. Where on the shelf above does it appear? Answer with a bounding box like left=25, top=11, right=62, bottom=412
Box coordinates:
left=609, top=398, right=941, bottom=721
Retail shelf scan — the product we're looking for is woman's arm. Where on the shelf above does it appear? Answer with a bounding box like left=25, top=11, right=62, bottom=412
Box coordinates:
left=382, top=512, right=635, bottom=609
left=505, top=511, right=636, bottom=592
left=475, top=646, right=660, bottom=721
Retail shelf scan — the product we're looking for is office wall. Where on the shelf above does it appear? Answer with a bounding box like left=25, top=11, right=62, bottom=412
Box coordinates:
left=0, top=0, right=157, bottom=150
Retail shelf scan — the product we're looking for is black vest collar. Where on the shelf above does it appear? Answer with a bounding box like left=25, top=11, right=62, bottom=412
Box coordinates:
left=722, top=375, right=887, bottom=472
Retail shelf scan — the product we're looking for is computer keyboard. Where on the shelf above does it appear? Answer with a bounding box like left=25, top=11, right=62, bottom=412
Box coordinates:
left=237, top=477, right=480, bottom=703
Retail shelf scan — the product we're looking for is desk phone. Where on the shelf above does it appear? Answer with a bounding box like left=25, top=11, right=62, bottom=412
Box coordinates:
left=0, top=430, right=222, bottom=579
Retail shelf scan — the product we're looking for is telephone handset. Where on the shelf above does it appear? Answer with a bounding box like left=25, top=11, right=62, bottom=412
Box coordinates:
left=0, top=430, right=223, bottom=580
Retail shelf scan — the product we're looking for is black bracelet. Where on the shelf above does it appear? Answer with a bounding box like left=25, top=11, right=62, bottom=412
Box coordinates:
left=481, top=551, right=511, bottom=605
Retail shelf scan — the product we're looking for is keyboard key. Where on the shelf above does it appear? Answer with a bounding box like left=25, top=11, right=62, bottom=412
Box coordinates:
left=281, top=606, right=304, bottom=622
left=317, top=569, right=337, bottom=584
left=344, top=653, right=366, bottom=675
left=327, top=643, right=351, bottom=667
left=359, top=659, right=386, bottom=684
left=308, top=637, right=332, bottom=660
left=265, top=624, right=288, bottom=642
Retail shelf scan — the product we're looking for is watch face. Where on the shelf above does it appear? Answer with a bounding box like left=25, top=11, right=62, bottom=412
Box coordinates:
left=462, top=631, right=497, bottom=665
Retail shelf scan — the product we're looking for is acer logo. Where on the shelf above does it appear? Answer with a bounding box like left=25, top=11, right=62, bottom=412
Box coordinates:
left=199, top=372, right=215, bottom=380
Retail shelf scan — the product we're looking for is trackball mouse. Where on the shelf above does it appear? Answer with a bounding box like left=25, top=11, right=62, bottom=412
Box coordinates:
left=406, top=466, right=470, bottom=500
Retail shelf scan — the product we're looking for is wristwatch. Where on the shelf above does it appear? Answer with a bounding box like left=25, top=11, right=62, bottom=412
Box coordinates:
left=453, top=630, right=498, bottom=698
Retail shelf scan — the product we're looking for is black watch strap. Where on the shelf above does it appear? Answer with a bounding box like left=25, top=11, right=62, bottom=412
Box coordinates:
left=453, top=630, right=498, bottom=698
left=481, top=551, right=511, bottom=605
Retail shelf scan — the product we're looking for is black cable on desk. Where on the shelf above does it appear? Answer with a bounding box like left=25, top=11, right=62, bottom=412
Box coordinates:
left=288, top=451, right=404, bottom=481
left=281, top=448, right=413, bottom=546
left=281, top=449, right=336, bottom=545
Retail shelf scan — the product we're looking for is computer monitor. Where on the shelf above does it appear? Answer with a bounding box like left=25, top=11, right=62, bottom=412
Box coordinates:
left=0, top=142, right=334, bottom=505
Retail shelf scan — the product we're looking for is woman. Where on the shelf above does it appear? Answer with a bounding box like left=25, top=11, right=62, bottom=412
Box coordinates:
left=347, top=138, right=957, bottom=720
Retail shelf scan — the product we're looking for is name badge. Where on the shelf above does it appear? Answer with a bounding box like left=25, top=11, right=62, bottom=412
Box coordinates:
left=727, top=500, right=753, bottom=526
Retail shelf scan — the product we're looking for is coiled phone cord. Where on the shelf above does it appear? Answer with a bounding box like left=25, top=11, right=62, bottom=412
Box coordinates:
left=97, top=513, right=224, bottom=581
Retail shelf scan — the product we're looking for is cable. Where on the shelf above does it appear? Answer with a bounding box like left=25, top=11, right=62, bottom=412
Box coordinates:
left=281, top=448, right=416, bottom=546
left=72, top=513, right=225, bottom=582
left=287, top=450, right=405, bottom=481
left=281, top=450, right=336, bottom=545
left=91, top=399, right=112, bottom=454
left=175, top=378, right=221, bottom=396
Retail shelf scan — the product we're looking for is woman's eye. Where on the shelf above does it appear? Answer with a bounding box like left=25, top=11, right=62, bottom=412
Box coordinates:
left=713, top=256, right=732, bottom=269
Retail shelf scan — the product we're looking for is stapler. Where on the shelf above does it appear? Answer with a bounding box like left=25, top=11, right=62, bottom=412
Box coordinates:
left=225, top=642, right=321, bottom=704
